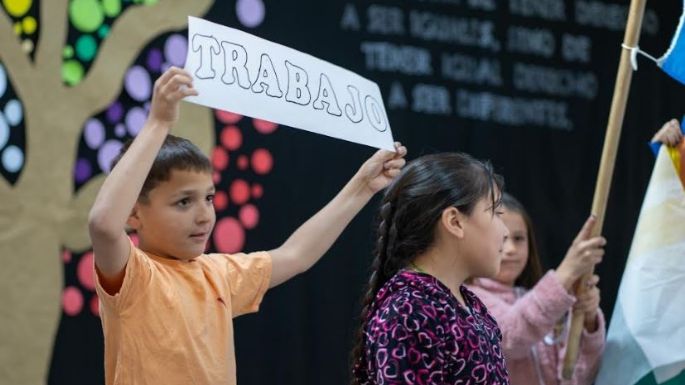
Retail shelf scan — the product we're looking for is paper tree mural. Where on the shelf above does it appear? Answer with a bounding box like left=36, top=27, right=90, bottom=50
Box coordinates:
left=0, top=1, right=217, bottom=383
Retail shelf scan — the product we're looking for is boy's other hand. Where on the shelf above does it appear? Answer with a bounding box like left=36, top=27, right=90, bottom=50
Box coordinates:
left=149, top=66, right=199, bottom=126
left=357, top=142, right=407, bottom=194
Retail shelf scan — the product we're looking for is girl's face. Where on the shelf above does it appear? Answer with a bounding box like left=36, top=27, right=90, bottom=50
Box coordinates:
left=460, top=195, right=509, bottom=279
left=493, top=207, right=529, bottom=286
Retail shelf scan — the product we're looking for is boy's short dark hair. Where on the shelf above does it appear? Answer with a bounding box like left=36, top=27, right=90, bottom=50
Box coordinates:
left=111, top=134, right=212, bottom=202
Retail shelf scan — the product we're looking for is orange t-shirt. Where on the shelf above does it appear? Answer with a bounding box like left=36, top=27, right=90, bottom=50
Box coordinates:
left=94, top=239, right=272, bottom=385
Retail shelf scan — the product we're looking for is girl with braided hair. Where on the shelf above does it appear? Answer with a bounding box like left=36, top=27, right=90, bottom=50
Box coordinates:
left=351, top=153, right=511, bottom=385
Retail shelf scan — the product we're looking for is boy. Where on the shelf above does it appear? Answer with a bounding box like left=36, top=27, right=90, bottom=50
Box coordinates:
left=89, top=67, right=407, bottom=385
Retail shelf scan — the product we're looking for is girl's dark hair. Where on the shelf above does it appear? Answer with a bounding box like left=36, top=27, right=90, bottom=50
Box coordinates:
left=500, top=193, right=544, bottom=289
left=350, top=152, right=503, bottom=384
left=110, top=134, right=212, bottom=202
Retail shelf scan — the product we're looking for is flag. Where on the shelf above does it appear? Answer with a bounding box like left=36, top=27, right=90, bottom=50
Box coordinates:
left=658, top=1, right=685, bottom=85
left=596, top=145, right=685, bottom=385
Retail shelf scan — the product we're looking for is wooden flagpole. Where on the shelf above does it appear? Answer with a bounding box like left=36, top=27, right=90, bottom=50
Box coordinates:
left=562, top=0, right=648, bottom=378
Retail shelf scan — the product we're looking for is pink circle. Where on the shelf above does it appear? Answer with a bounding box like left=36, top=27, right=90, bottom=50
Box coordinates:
left=252, top=183, right=263, bottom=199
left=78, top=252, right=95, bottom=290
left=91, top=295, right=100, bottom=317
left=62, top=250, right=72, bottom=263
left=63, top=287, right=83, bottom=316
left=237, top=155, right=248, bottom=170
left=253, top=119, right=278, bottom=134
left=214, top=190, right=228, bottom=211
left=251, top=148, right=273, bottom=175
left=212, top=147, right=229, bottom=170
left=213, top=217, right=245, bottom=253
left=213, top=171, right=221, bottom=184
left=216, top=110, right=242, bottom=124
left=221, top=126, right=242, bottom=150
left=239, top=204, right=259, bottom=229
left=230, top=179, right=250, bottom=205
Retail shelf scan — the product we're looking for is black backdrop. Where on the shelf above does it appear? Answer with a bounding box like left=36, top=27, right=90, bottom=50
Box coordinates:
left=49, top=1, right=685, bottom=384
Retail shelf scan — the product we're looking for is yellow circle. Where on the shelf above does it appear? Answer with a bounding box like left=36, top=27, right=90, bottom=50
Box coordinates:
left=2, top=0, right=32, bottom=17
left=13, top=21, right=22, bottom=35
left=22, top=16, right=36, bottom=35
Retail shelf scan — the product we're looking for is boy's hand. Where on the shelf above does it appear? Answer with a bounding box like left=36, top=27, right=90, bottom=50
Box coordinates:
left=357, top=142, right=407, bottom=194
left=149, top=66, right=198, bottom=126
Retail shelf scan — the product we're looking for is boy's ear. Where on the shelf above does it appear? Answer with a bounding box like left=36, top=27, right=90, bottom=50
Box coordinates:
left=440, top=206, right=466, bottom=239
left=126, top=203, right=141, bottom=230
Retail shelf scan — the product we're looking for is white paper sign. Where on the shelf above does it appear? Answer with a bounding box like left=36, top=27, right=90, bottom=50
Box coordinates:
left=184, top=16, right=395, bottom=150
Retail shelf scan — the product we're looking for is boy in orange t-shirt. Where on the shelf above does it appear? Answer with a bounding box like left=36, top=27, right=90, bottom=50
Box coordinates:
left=89, top=67, right=407, bottom=385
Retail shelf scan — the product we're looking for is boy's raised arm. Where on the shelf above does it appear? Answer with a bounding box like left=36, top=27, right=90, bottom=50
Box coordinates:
left=88, top=67, right=197, bottom=279
left=267, top=144, right=407, bottom=288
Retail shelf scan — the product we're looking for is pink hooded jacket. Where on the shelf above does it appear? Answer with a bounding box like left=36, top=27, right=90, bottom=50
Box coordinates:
left=468, top=271, right=605, bottom=385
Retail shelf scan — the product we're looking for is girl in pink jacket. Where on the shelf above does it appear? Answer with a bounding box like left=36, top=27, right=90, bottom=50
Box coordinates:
left=468, top=193, right=606, bottom=385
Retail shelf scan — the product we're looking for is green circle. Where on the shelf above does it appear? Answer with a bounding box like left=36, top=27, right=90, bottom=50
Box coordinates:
left=63, top=45, right=74, bottom=59
left=62, top=60, right=84, bottom=85
left=98, top=24, right=110, bottom=38
left=102, top=0, right=121, bottom=17
left=142, top=0, right=158, bottom=4
left=69, top=0, right=104, bottom=33
left=76, top=35, right=97, bottom=61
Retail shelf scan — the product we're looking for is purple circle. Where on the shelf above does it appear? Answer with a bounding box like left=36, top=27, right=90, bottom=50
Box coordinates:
left=74, top=158, right=92, bottom=183
left=147, top=48, right=163, bottom=72
left=124, top=66, right=152, bottom=102
left=106, top=102, right=123, bottom=123
left=114, top=123, right=126, bottom=137
left=84, top=119, right=105, bottom=149
left=236, top=0, right=265, bottom=28
left=164, top=34, right=187, bottom=67
left=97, top=140, right=123, bottom=173
left=125, top=107, right=146, bottom=136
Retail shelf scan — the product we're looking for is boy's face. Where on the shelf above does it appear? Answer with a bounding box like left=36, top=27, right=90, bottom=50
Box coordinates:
left=129, top=169, right=216, bottom=260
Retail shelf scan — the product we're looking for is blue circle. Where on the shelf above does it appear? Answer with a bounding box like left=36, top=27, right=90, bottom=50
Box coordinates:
left=0, top=114, right=9, bottom=149
left=2, top=145, right=23, bottom=173
left=4, top=99, right=23, bottom=126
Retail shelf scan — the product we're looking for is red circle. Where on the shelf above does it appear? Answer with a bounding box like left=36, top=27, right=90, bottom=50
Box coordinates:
left=251, top=148, right=273, bottom=175
left=91, top=295, right=100, bottom=317
left=62, top=250, right=72, bottom=263
left=230, top=179, right=250, bottom=205
left=78, top=252, right=95, bottom=290
left=212, top=147, right=229, bottom=170
left=239, top=204, right=259, bottom=229
left=221, top=126, right=242, bottom=151
left=63, top=286, right=83, bottom=316
left=213, top=171, right=221, bottom=184
left=251, top=183, right=263, bottom=199
left=216, top=110, right=243, bottom=124
left=214, top=190, right=228, bottom=211
left=237, top=155, right=248, bottom=170
left=213, top=217, right=245, bottom=253
left=253, top=119, right=278, bottom=134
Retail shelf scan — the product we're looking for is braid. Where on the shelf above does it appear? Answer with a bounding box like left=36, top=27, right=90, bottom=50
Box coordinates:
left=350, top=200, right=397, bottom=385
